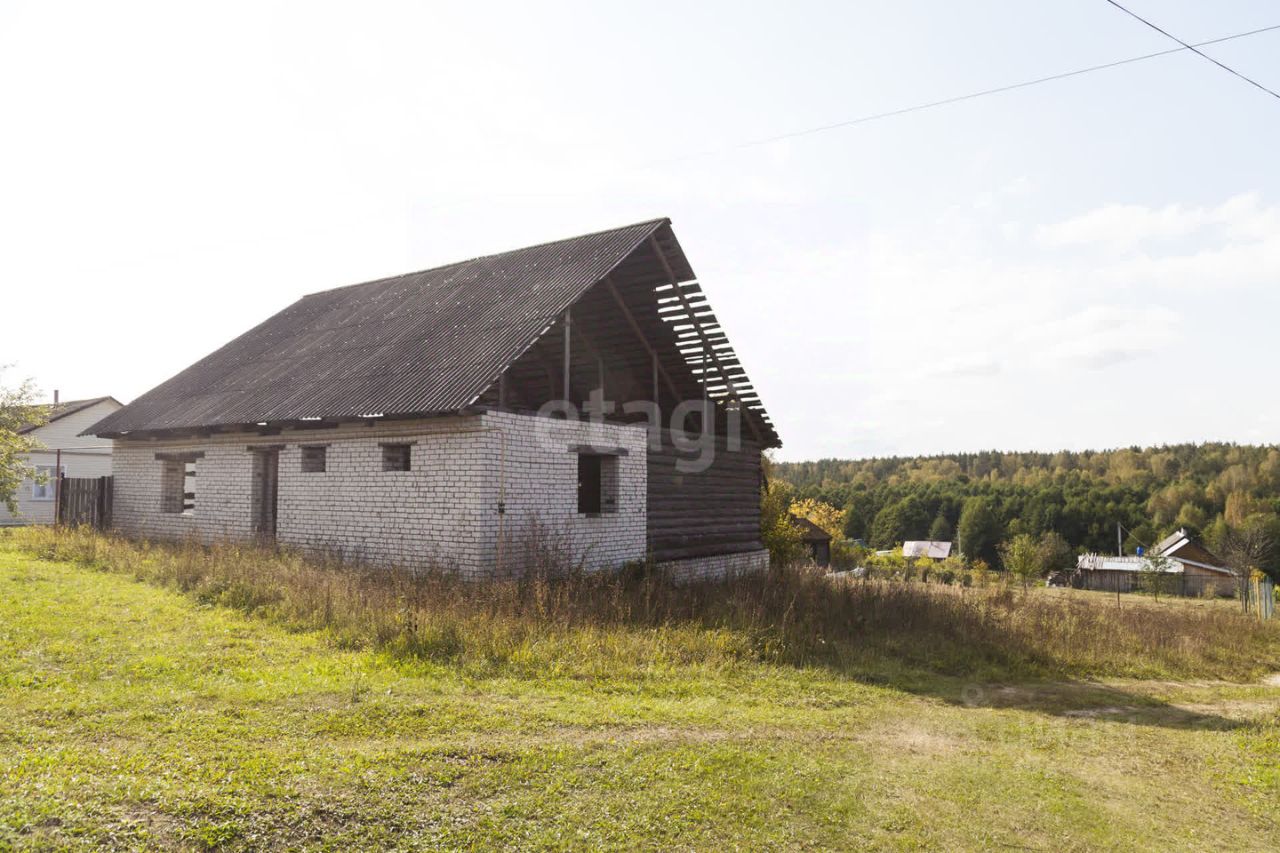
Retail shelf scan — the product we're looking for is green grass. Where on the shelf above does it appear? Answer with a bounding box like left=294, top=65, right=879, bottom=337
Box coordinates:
left=3, top=535, right=1280, bottom=850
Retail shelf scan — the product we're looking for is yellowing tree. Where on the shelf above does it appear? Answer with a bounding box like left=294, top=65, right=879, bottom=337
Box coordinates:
left=1224, top=491, right=1263, bottom=527
left=790, top=498, right=845, bottom=540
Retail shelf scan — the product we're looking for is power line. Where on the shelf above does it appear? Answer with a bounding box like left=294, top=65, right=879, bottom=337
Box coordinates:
left=1102, top=0, right=1280, bottom=100
left=648, top=23, right=1280, bottom=165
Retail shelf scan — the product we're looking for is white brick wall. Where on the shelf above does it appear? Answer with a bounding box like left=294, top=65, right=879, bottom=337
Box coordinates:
left=654, top=549, right=770, bottom=584
left=110, top=412, right=648, bottom=578
left=485, top=411, right=647, bottom=575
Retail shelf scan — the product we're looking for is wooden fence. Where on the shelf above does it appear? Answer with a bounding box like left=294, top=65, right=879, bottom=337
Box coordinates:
left=1243, top=575, right=1276, bottom=621
left=56, top=476, right=113, bottom=529
left=1072, top=569, right=1230, bottom=598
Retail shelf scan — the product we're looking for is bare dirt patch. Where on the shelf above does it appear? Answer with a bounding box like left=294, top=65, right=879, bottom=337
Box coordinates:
left=866, top=721, right=967, bottom=757
left=1172, top=699, right=1280, bottom=721
left=1061, top=706, right=1137, bottom=719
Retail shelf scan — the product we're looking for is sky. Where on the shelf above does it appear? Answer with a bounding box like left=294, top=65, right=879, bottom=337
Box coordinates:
left=3, top=0, right=1279, bottom=461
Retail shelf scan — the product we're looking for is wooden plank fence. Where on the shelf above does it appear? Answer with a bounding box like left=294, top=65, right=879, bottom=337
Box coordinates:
left=1072, top=569, right=1229, bottom=598
left=1243, top=575, right=1276, bottom=621
left=56, top=475, right=113, bottom=529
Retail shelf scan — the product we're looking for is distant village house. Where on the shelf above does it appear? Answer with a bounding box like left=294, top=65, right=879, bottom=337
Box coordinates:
left=790, top=515, right=832, bottom=567
left=1075, top=528, right=1235, bottom=597
left=903, top=540, right=952, bottom=561
left=3, top=396, right=121, bottom=526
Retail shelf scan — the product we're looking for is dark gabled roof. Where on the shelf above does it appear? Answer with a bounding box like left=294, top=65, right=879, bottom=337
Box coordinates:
left=789, top=515, right=832, bottom=543
left=20, top=396, right=120, bottom=434
left=88, top=219, right=778, bottom=441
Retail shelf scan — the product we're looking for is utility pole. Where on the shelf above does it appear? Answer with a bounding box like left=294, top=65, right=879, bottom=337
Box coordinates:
left=53, top=448, right=62, bottom=525
left=52, top=389, right=62, bottom=525
left=1117, top=521, right=1123, bottom=557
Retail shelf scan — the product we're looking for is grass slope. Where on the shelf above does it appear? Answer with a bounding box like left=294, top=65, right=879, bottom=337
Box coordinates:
left=2, top=541, right=1280, bottom=850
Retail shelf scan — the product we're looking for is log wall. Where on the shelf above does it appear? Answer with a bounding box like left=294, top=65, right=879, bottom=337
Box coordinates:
left=647, top=430, right=762, bottom=562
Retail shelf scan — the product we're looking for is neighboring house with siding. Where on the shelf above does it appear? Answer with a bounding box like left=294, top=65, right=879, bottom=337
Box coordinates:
left=3, top=396, right=122, bottom=526
left=85, top=220, right=780, bottom=581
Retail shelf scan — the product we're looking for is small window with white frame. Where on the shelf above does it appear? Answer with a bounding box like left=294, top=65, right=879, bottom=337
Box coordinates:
left=31, top=465, right=63, bottom=501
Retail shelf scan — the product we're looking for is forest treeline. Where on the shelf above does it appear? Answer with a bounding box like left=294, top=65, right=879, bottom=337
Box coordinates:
left=773, top=443, right=1280, bottom=578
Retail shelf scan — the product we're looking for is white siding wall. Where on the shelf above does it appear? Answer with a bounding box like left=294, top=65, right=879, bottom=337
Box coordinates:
left=2, top=399, right=120, bottom=526
left=109, top=411, right=648, bottom=578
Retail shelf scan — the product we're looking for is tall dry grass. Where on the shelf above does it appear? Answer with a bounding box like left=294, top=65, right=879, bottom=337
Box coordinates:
left=10, top=526, right=1280, bottom=681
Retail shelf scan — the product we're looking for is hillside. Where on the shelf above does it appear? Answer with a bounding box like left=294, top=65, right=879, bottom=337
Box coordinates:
left=774, top=443, right=1280, bottom=573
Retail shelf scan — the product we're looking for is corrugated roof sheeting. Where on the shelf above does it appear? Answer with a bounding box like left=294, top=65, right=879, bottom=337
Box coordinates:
left=903, top=541, right=953, bottom=559
left=88, top=218, right=779, bottom=446
left=89, top=220, right=669, bottom=435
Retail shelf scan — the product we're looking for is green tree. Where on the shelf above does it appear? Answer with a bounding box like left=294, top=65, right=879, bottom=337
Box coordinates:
left=1, top=372, right=49, bottom=515
left=773, top=442, right=1280, bottom=563
left=999, top=533, right=1041, bottom=589
left=1139, top=552, right=1176, bottom=601
left=760, top=457, right=806, bottom=568
left=841, top=506, right=863, bottom=541
left=927, top=512, right=952, bottom=543
left=869, top=495, right=929, bottom=549
left=1037, top=531, right=1074, bottom=575
left=957, top=497, right=1001, bottom=565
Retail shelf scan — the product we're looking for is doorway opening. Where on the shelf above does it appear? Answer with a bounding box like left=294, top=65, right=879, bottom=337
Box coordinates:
left=251, top=448, right=280, bottom=537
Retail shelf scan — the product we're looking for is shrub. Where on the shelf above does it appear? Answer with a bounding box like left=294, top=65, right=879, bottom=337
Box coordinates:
left=761, top=478, right=806, bottom=567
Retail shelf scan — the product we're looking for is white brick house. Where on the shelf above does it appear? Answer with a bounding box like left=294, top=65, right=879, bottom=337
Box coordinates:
left=87, top=220, right=779, bottom=580
left=3, top=396, right=121, bottom=526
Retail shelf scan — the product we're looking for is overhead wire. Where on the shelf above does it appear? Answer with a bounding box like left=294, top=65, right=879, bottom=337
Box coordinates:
left=1102, top=0, right=1280, bottom=100
left=646, top=23, right=1280, bottom=165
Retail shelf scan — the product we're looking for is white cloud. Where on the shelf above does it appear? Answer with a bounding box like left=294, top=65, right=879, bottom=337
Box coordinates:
left=754, top=191, right=1280, bottom=458
left=4, top=3, right=1278, bottom=461
left=1032, top=304, right=1180, bottom=370
left=1035, top=192, right=1280, bottom=252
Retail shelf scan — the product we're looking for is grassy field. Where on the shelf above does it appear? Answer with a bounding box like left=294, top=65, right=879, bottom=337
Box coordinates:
left=3, top=534, right=1280, bottom=850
